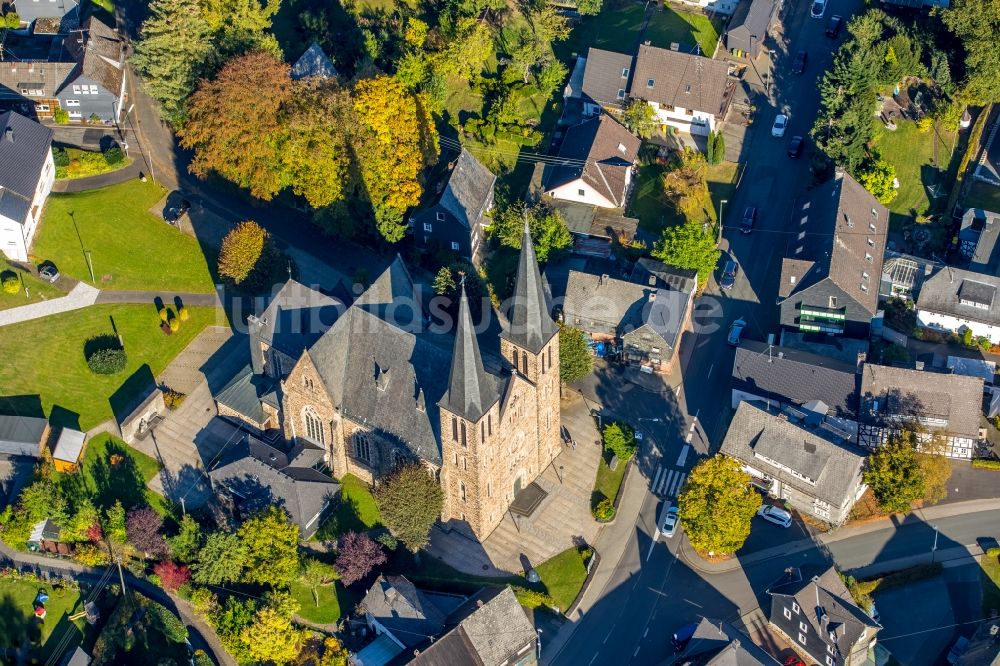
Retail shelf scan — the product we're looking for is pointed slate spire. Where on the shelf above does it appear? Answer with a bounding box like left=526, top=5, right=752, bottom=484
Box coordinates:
left=441, top=276, right=498, bottom=422
left=502, top=216, right=558, bottom=354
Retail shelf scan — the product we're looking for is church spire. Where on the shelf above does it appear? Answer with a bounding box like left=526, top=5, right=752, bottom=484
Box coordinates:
left=502, top=216, right=558, bottom=354
left=441, top=276, right=498, bottom=422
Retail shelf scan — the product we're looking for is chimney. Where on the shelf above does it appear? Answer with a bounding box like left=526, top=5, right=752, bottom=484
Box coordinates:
left=600, top=274, right=609, bottom=285
left=856, top=351, right=866, bottom=374
left=4, top=127, right=12, bottom=143
left=476, top=598, right=484, bottom=607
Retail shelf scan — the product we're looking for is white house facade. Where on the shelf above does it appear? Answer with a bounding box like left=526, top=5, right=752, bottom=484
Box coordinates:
left=0, top=112, right=55, bottom=262
left=646, top=101, right=717, bottom=136
left=916, top=266, right=1000, bottom=344
left=546, top=176, right=623, bottom=209
left=917, top=308, right=1000, bottom=344
left=666, top=0, right=740, bottom=15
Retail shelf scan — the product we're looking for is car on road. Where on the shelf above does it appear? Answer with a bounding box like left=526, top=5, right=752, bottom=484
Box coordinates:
left=727, top=318, right=746, bottom=347
left=740, top=206, right=756, bottom=234
left=810, top=0, right=826, bottom=17
left=672, top=622, right=698, bottom=652
left=788, top=135, right=805, bottom=158
left=772, top=114, right=788, bottom=138
left=826, top=15, right=843, bottom=38
left=758, top=505, right=793, bottom=528
left=38, top=263, right=59, bottom=283
left=719, top=260, right=738, bottom=291
left=661, top=506, right=679, bottom=538
left=791, top=50, right=807, bottom=74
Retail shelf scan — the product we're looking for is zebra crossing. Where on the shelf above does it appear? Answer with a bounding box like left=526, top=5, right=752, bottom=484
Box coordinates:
left=650, top=465, right=688, bottom=498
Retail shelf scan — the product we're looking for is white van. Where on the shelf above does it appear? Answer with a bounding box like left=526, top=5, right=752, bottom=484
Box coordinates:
left=758, top=505, right=792, bottom=528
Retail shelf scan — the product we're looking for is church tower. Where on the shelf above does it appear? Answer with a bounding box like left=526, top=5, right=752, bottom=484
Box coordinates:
left=438, top=278, right=503, bottom=538
left=500, top=221, right=562, bottom=476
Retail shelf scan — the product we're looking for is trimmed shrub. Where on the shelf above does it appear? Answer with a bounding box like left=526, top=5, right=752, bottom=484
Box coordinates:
left=593, top=498, right=616, bottom=522
left=986, top=547, right=1000, bottom=559
left=4, top=11, right=20, bottom=28
left=178, top=306, right=189, bottom=321
left=103, top=147, right=124, bottom=166
left=85, top=335, right=127, bottom=375
left=169, top=317, right=180, bottom=332
left=602, top=422, right=637, bottom=462
left=52, top=147, right=70, bottom=167
left=972, top=459, right=1000, bottom=471
left=218, top=220, right=275, bottom=287
left=1, top=271, right=19, bottom=294
left=53, top=109, right=69, bottom=124
left=159, top=308, right=169, bottom=322
left=513, top=586, right=553, bottom=608
left=376, top=531, right=398, bottom=552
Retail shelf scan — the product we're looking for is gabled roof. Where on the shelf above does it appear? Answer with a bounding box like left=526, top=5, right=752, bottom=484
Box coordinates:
left=630, top=44, right=730, bottom=116
left=501, top=221, right=559, bottom=354
left=580, top=47, right=634, bottom=106
left=63, top=17, right=125, bottom=96
left=209, top=436, right=339, bottom=533
left=0, top=61, right=76, bottom=101
left=435, top=150, right=496, bottom=230
left=545, top=114, right=640, bottom=208
left=214, top=365, right=278, bottom=425
left=251, top=279, right=345, bottom=359
left=29, top=518, right=61, bottom=543
left=0, top=112, right=54, bottom=217
left=781, top=171, right=888, bottom=315
left=767, top=566, right=880, bottom=663
left=361, top=576, right=458, bottom=648
left=679, top=618, right=781, bottom=665
left=0, top=413, right=47, bottom=457
left=858, top=363, right=983, bottom=438
left=630, top=257, right=698, bottom=292
left=727, top=0, right=776, bottom=41
left=917, top=265, right=1000, bottom=327
left=732, top=340, right=859, bottom=417
left=721, top=402, right=865, bottom=507
left=290, top=43, right=338, bottom=80
left=440, top=281, right=499, bottom=423
left=960, top=208, right=1000, bottom=272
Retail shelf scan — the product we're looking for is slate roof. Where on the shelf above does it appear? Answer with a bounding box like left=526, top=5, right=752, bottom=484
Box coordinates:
left=290, top=43, right=338, bottom=80
left=721, top=402, right=865, bottom=507
left=727, top=0, right=776, bottom=42
left=580, top=47, right=634, bottom=107
left=781, top=171, right=888, bottom=315
left=678, top=618, right=781, bottom=665
left=52, top=428, right=85, bottom=463
left=0, top=112, right=54, bottom=224
left=732, top=340, right=859, bottom=417
left=918, top=265, right=1000, bottom=327
left=767, top=566, right=880, bottom=663
left=960, top=208, right=1000, bottom=272
left=0, top=414, right=47, bottom=457
left=0, top=61, right=76, bottom=101
left=630, top=257, right=698, bottom=292
left=209, top=436, right=338, bottom=534
left=28, top=518, right=61, bottom=543
left=631, top=44, right=731, bottom=116
left=563, top=269, right=688, bottom=340
left=214, top=365, right=278, bottom=424
left=545, top=114, right=640, bottom=208
left=362, top=576, right=458, bottom=648
left=435, top=150, right=496, bottom=230
left=858, top=363, right=983, bottom=438
left=502, top=221, right=559, bottom=354
left=64, top=17, right=125, bottom=95
left=252, top=279, right=345, bottom=359
left=440, top=281, right=499, bottom=423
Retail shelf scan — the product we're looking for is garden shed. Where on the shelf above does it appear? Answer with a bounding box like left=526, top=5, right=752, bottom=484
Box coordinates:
left=52, top=428, right=87, bottom=472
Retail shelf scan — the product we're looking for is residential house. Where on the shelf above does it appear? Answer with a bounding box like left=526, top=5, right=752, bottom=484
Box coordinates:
left=51, top=428, right=85, bottom=473
left=554, top=199, right=639, bottom=258
left=0, top=16, right=127, bottom=123
left=730, top=339, right=859, bottom=417
left=766, top=566, right=881, bottom=666
left=412, top=149, right=496, bottom=266
left=290, top=42, right=338, bottom=80
left=0, top=413, right=49, bottom=458
left=543, top=114, right=640, bottom=209
left=857, top=363, right=984, bottom=459
left=579, top=47, right=634, bottom=115
left=667, top=0, right=740, bottom=16
left=725, top=0, right=777, bottom=58
left=958, top=208, right=1000, bottom=274
left=916, top=266, right=1000, bottom=344
left=555, top=265, right=695, bottom=372
left=778, top=171, right=889, bottom=339
left=672, top=618, right=781, bottom=665
left=721, top=401, right=866, bottom=524
left=9, top=0, right=79, bottom=32
left=0, top=111, right=54, bottom=262
left=207, top=435, right=339, bottom=538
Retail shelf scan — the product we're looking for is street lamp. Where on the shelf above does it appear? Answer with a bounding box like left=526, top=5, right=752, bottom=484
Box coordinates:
left=718, top=199, right=728, bottom=243
left=536, top=629, right=543, bottom=659
left=931, top=524, right=939, bottom=553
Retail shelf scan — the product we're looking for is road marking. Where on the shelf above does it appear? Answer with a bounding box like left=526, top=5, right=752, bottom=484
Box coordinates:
left=604, top=629, right=613, bottom=644
left=707, top=363, right=714, bottom=379
left=589, top=654, right=600, bottom=666
left=669, top=473, right=688, bottom=497
left=633, top=647, right=641, bottom=657
left=643, top=628, right=649, bottom=638
left=661, top=470, right=677, bottom=495
left=676, top=444, right=690, bottom=467
left=683, top=598, right=703, bottom=608
left=651, top=466, right=663, bottom=492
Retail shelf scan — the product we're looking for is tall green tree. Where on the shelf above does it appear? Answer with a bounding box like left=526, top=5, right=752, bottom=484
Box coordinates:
left=374, top=463, right=443, bottom=553
left=169, top=514, right=203, bottom=563
left=856, top=158, right=897, bottom=204
left=558, top=325, right=593, bottom=383
left=677, top=455, right=762, bottom=555
left=622, top=100, right=657, bottom=139
left=193, top=531, right=248, bottom=584
left=863, top=436, right=924, bottom=513
left=200, top=0, right=282, bottom=55
left=942, top=0, right=1000, bottom=103
left=652, top=223, right=720, bottom=289
left=132, top=0, right=214, bottom=125
left=492, top=201, right=572, bottom=262
left=238, top=506, right=301, bottom=587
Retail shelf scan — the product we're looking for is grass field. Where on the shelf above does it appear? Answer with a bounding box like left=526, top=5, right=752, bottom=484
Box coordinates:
left=33, top=180, right=216, bottom=293
left=315, top=474, right=382, bottom=539
left=0, top=577, right=86, bottom=660
left=54, top=433, right=167, bottom=514
left=630, top=159, right=736, bottom=234
left=0, top=260, right=64, bottom=311
left=534, top=546, right=591, bottom=611
left=556, top=3, right=646, bottom=61
left=644, top=7, right=723, bottom=56
left=0, top=304, right=220, bottom=430
left=874, top=120, right=956, bottom=220
left=291, top=580, right=355, bottom=626
left=981, top=550, right=1000, bottom=617
left=592, top=454, right=627, bottom=510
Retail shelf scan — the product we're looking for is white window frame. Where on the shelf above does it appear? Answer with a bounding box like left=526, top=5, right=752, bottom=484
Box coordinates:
left=826, top=657, right=834, bottom=666
left=799, top=621, right=808, bottom=633
left=72, top=85, right=81, bottom=95
left=436, top=211, right=445, bottom=221
left=798, top=633, right=807, bottom=645
left=784, top=607, right=792, bottom=620
left=792, top=602, right=800, bottom=614
left=89, top=85, right=98, bottom=95
left=422, top=222, right=432, bottom=232
left=450, top=241, right=460, bottom=251
left=65, top=99, right=80, bottom=107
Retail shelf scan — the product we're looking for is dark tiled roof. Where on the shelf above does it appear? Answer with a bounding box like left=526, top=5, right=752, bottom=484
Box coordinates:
left=545, top=114, right=640, bottom=208
left=782, top=172, right=888, bottom=315
left=290, top=43, right=338, bottom=80
left=858, top=363, right=983, bottom=438
left=0, top=111, right=54, bottom=208
left=918, top=266, right=1000, bottom=327
left=580, top=47, right=633, bottom=107
left=960, top=208, right=1000, bottom=272
left=680, top=618, right=781, bottom=665
left=630, top=257, right=698, bottom=292
left=501, top=222, right=559, bottom=354
left=64, top=17, right=125, bottom=95
left=0, top=413, right=47, bottom=457
left=214, top=365, right=278, bottom=425
left=0, top=61, right=76, bottom=101
left=361, top=575, right=455, bottom=648
left=727, top=0, right=776, bottom=43
left=631, top=44, right=730, bottom=116
left=721, top=402, right=865, bottom=507
left=440, top=283, right=499, bottom=423
left=253, top=279, right=345, bottom=359
left=436, top=149, right=495, bottom=230
left=563, top=269, right=651, bottom=332
left=732, top=340, right=859, bottom=417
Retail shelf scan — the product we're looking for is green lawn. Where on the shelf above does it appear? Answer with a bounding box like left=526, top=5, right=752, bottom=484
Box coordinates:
left=644, top=7, right=723, bottom=56
left=534, top=546, right=591, bottom=612
left=964, top=180, right=1000, bottom=212
left=556, top=3, right=646, bottom=61
left=291, top=580, right=355, bottom=626
left=981, top=550, right=1000, bottom=617
left=55, top=148, right=133, bottom=180
left=0, top=304, right=220, bottom=430
left=0, top=577, right=86, bottom=660
left=874, top=120, right=956, bottom=220
left=54, top=433, right=167, bottom=514
left=0, top=259, right=64, bottom=311
left=591, top=454, right=627, bottom=510
left=630, top=159, right=735, bottom=235
left=33, top=180, right=216, bottom=293
left=315, top=473, right=382, bottom=539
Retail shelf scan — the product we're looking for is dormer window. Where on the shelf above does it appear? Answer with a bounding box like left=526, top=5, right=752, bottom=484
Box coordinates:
left=436, top=212, right=445, bottom=221
left=867, top=238, right=875, bottom=247
left=423, top=222, right=432, bottom=232
left=617, top=89, right=626, bottom=99
left=865, top=253, right=873, bottom=263
left=862, top=271, right=869, bottom=281
left=618, top=142, right=626, bottom=153
left=870, top=221, right=877, bottom=232
left=845, top=215, right=853, bottom=228
left=646, top=79, right=655, bottom=87
left=621, top=67, right=629, bottom=77
left=828, top=296, right=837, bottom=308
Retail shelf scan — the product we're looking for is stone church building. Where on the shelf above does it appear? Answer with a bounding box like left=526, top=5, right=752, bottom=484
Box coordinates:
left=219, top=225, right=561, bottom=540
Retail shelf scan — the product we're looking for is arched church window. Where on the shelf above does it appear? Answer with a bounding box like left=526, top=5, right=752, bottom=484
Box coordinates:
left=303, top=407, right=324, bottom=444
left=354, top=433, right=372, bottom=463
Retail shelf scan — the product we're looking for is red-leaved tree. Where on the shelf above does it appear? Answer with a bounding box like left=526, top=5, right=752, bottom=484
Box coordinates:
left=86, top=522, right=103, bottom=542
left=335, top=532, right=386, bottom=586
left=126, top=505, right=168, bottom=559
left=153, top=560, right=191, bottom=591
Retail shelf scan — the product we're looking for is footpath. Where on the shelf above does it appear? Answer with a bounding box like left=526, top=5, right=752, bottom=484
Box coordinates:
left=0, top=540, right=234, bottom=666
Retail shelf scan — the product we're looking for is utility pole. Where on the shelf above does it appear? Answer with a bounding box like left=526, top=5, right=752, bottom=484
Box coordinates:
left=718, top=199, right=728, bottom=244
left=85, top=250, right=95, bottom=283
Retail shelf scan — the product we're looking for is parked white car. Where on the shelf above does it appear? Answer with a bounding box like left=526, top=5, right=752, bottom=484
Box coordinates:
left=758, top=505, right=793, bottom=528
left=810, top=0, right=827, bottom=18
left=661, top=506, right=679, bottom=538
left=772, top=114, right=788, bottom=138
